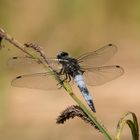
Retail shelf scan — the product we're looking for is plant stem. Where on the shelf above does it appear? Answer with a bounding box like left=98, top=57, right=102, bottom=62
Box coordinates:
left=68, top=90, right=113, bottom=140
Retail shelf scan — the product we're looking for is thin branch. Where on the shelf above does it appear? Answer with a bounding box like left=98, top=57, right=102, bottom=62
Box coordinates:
left=0, top=28, right=31, bottom=56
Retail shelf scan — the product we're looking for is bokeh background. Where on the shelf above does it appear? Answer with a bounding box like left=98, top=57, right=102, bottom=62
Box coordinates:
left=0, top=0, right=140, bottom=140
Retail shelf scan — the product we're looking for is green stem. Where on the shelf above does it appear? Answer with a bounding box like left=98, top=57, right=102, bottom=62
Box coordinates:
left=63, top=83, right=112, bottom=140
left=68, top=90, right=113, bottom=140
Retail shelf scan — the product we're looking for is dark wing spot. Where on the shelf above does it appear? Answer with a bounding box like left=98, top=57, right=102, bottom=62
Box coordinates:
left=116, top=65, right=120, bottom=68
left=108, top=43, right=113, bottom=46
left=16, top=76, right=22, bottom=79
left=13, top=57, right=18, bottom=59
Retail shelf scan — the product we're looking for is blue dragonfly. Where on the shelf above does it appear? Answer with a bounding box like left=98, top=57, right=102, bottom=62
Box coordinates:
left=8, top=44, right=124, bottom=112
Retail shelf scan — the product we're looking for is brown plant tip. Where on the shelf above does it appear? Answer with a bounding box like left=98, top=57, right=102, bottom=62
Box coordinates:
left=0, top=29, right=4, bottom=49
left=0, top=35, right=5, bottom=50
left=24, top=42, right=50, bottom=65
left=24, top=42, right=43, bottom=52
left=0, top=28, right=5, bottom=38
left=56, top=105, right=100, bottom=131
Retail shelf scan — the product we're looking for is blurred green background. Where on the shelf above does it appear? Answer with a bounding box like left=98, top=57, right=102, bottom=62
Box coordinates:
left=0, top=0, right=140, bottom=140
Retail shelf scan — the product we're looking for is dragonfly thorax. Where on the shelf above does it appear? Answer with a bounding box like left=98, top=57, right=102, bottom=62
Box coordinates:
left=57, top=52, right=82, bottom=77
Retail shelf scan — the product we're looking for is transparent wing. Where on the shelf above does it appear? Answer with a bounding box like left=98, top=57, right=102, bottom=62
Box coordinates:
left=11, top=72, right=63, bottom=90
left=7, top=56, right=62, bottom=73
left=82, top=65, right=124, bottom=86
left=77, top=44, right=118, bottom=67
left=8, top=57, right=74, bottom=90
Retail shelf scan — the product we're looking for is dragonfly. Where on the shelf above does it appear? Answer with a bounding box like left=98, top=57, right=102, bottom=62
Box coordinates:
left=8, top=43, right=124, bottom=112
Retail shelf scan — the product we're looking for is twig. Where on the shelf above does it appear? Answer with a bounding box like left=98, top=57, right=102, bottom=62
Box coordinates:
left=0, top=28, right=31, bottom=56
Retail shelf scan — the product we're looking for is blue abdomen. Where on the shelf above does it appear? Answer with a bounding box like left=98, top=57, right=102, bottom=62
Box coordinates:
left=74, top=74, right=96, bottom=112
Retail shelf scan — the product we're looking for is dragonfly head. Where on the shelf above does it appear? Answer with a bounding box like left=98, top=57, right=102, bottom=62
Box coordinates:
left=57, top=52, right=69, bottom=60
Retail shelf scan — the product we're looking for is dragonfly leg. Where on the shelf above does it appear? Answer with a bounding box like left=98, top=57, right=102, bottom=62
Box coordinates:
left=57, top=84, right=63, bottom=89
left=57, top=80, right=64, bottom=89
left=67, top=74, right=71, bottom=82
left=62, top=73, right=71, bottom=83
left=56, top=69, right=71, bottom=89
left=58, top=68, right=64, bottom=75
